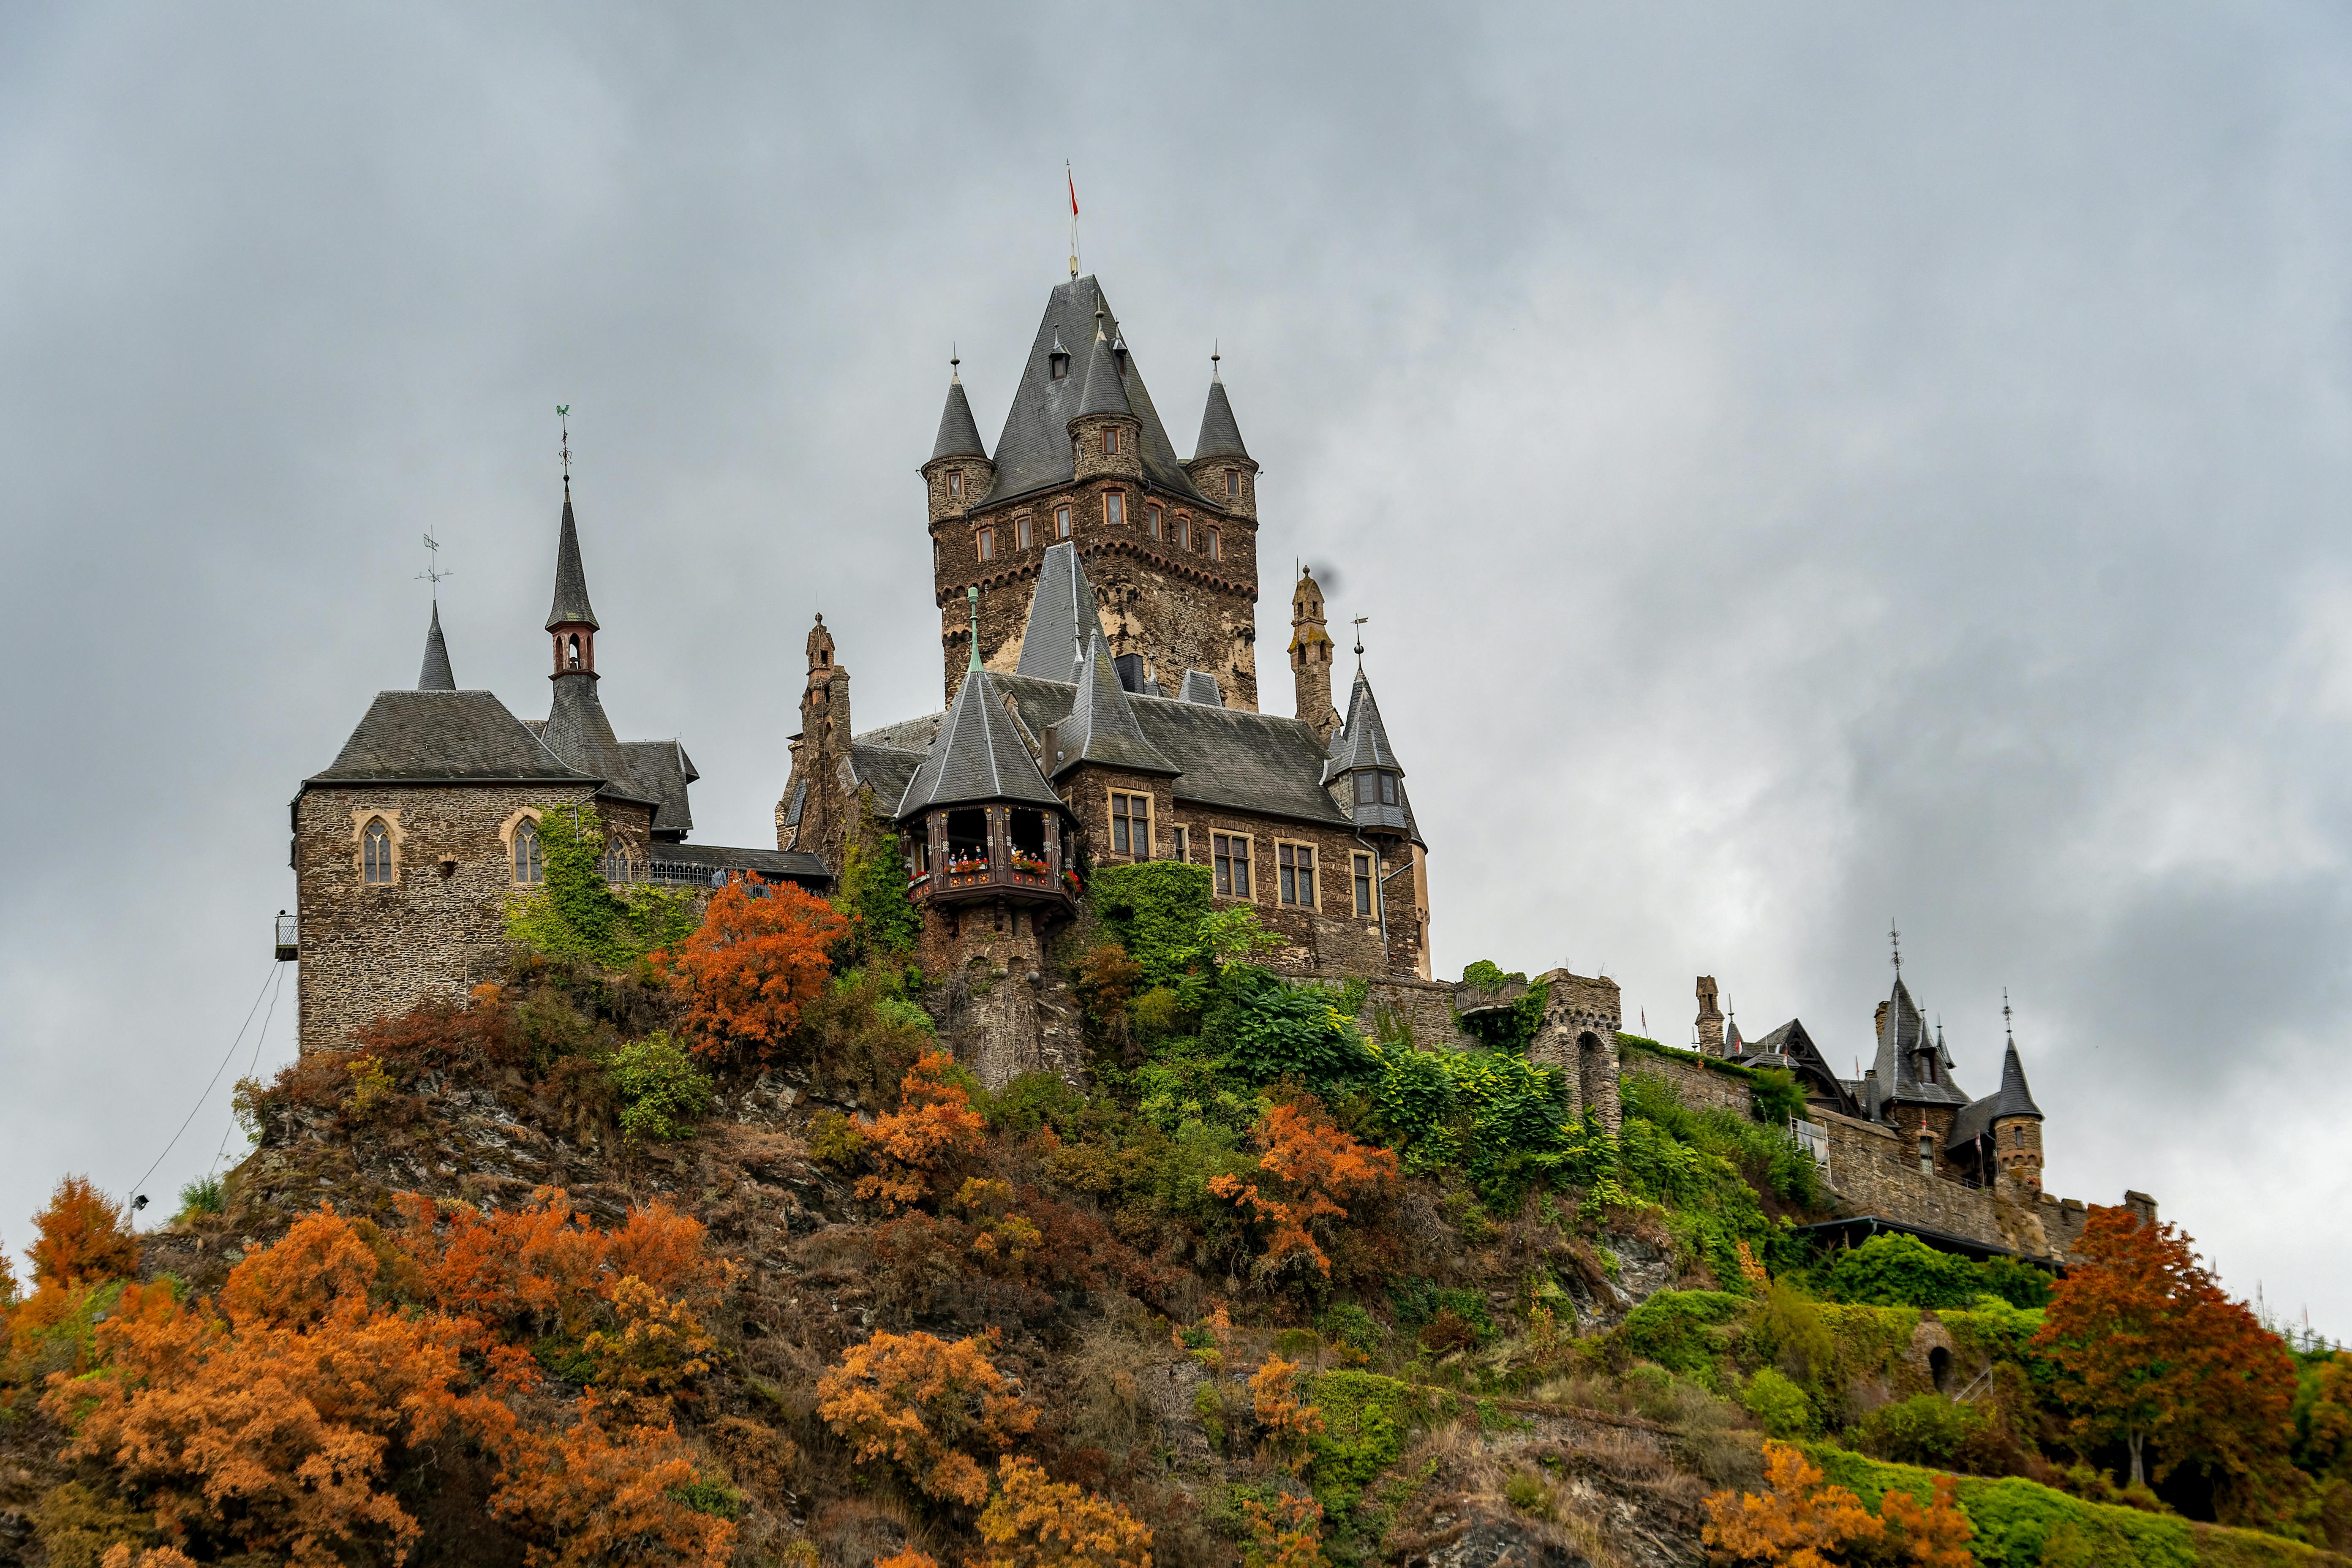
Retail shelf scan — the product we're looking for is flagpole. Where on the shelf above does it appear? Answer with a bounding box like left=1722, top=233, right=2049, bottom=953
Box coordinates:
left=1067, top=161, right=1080, bottom=279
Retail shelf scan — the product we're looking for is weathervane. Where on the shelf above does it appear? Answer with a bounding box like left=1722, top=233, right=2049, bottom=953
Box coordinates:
left=2003, top=988, right=2014, bottom=1044
left=1351, top=614, right=1369, bottom=668
left=950, top=343, right=960, bottom=383
left=557, top=404, right=572, bottom=492
left=1889, top=920, right=1902, bottom=977
left=416, top=532, right=451, bottom=597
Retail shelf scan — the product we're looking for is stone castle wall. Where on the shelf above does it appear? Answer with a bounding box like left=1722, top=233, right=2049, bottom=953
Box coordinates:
left=1620, top=1048, right=1753, bottom=1118
left=294, top=782, right=651, bottom=1053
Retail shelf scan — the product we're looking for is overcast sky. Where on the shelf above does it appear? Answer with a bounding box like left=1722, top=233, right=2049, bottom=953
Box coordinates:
left=4, top=4, right=2347, bottom=1332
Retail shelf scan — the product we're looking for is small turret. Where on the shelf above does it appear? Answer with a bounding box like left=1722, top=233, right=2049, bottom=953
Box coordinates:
left=418, top=603, right=456, bottom=692
left=1068, top=310, right=1143, bottom=492
left=540, top=482, right=629, bottom=782
left=1187, top=348, right=1260, bottom=521
left=1695, top=976, right=1725, bottom=1056
left=1288, top=566, right=1338, bottom=739
left=1326, top=667, right=1418, bottom=845
left=922, top=354, right=994, bottom=524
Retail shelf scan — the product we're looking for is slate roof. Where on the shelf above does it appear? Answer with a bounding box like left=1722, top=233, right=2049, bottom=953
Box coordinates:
left=1867, top=977, right=1972, bottom=1115
left=1326, top=670, right=1419, bottom=841
left=931, top=374, right=987, bottom=461
left=1015, top=543, right=1098, bottom=682
left=546, top=490, right=599, bottom=630
left=1054, top=634, right=1178, bottom=777
left=848, top=741, right=926, bottom=812
left=977, top=275, right=1208, bottom=509
left=1178, top=670, right=1225, bottom=706
left=856, top=715, right=946, bottom=752
left=621, top=740, right=697, bottom=837
left=645, top=841, right=832, bottom=886
left=308, top=691, right=593, bottom=784
left=897, top=664, right=1065, bottom=816
left=418, top=604, right=456, bottom=691
left=1737, top=1018, right=1861, bottom=1119
left=994, top=673, right=1356, bottom=830
left=1076, top=322, right=1133, bottom=419
left=542, top=674, right=657, bottom=804
left=1946, top=1038, right=2045, bottom=1149
left=1195, top=372, right=1249, bottom=459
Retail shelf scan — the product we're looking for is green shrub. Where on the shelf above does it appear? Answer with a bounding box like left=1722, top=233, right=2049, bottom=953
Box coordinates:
left=1740, top=1367, right=1815, bottom=1438
left=1089, top=861, right=1214, bottom=987
left=604, top=1032, right=714, bottom=1142
left=983, top=1071, right=1084, bottom=1136
left=666, top=1475, right=745, bottom=1520
left=1750, top=1282, right=1837, bottom=1383
left=1976, top=1253, right=2055, bottom=1309
left=1319, top=1302, right=1385, bottom=1356
left=808, top=1109, right=865, bottom=1167
left=836, top=813, right=921, bottom=961
left=1821, top=1232, right=1984, bottom=1309
left=1502, top=1469, right=1550, bottom=1516
left=1224, top=978, right=1378, bottom=1088
left=174, top=1174, right=225, bottom=1222
left=1749, top=1067, right=1808, bottom=1126
left=1620, top=1289, right=1746, bottom=1378
left=1852, top=1392, right=1989, bottom=1465
left=1390, top=1278, right=1497, bottom=1343
left=1805, top=1444, right=2200, bottom=1568
left=1304, top=1370, right=1418, bottom=1518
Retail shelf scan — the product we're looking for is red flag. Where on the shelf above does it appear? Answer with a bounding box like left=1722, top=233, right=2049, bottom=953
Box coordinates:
left=1068, top=170, right=1079, bottom=217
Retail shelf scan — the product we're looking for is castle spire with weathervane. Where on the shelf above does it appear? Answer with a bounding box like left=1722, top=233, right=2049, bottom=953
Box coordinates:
left=418, top=603, right=456, bottom=691
left=539, top=410, right=630, bottom=783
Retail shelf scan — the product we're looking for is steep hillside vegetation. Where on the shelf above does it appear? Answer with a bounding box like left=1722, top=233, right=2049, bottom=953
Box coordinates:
left=3, top=864, right=2347, bottom=1568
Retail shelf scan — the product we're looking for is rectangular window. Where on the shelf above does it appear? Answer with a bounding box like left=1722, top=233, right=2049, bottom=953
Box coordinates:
left=1171, top=825, right=1188, bottom=862
left=1056, top=505, right=1071, bottom=540
left=1015, top=514, right=1032, bottom=549
left=1102, top=427, right=1120, bottom=455
left=1213, top=833, right=1252, bottom=899
left=1278, top=842, right=1315, bottom=907
left=1226, top=469, right=1241, bottom=497
left=1207, top=527, right=1221, bottom=561
left=948, top=470, right=963, bottom=500
left=1353, top=852, right=1375, bottom=916
left=1109, top=791, right=1151, bottom=860
left=1176, top=515, right=1191, bottom=550
left=976, top=525, right=995, bottom=561
left=1106, top=491, right=1124, bottom=526
left=1381, top=773, right=1397, bottom=805
left=1146, top=503, right=1162, bottom=539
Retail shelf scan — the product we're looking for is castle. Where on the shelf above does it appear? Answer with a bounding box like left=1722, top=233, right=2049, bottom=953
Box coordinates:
left=288, top=263, right=2148, bottom=1263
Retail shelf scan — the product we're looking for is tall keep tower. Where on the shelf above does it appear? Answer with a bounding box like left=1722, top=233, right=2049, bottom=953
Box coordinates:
left=925, top=275, right=1261, bottom=708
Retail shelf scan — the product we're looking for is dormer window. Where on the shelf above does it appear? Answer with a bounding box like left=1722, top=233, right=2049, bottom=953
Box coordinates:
left=948, top=470, right=963, bottom=500
left=1105, top=491, right=1125, bottom=526
left=1049, top=335, right=1070, bottom=379
left=1353, top=771, right=1398, bottom=807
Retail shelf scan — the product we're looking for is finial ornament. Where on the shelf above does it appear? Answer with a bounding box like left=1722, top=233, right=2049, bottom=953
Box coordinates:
left=2003, top=988, right=2014, bottom=1044
left=1066, top=161, right=1080, bottom=279
left=1351, top=614, right=1369, bottom=668
left=1889, top=920, right=1902, bottom=977
left=1212, top=340, right=1221, bottom=382
left=557, top=404, right=572, bottom=493
left=416, top=531, right=452, bottom=598
left=950, top=343, right=961, bottom=384
left=966, top=585, right=982, bottom=673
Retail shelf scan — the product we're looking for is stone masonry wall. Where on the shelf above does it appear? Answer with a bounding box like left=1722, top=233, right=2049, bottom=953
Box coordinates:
left=294, top=782, right=651, bottom=1054
left=1815, top=1109, right=2056, bottom=1257
left=1619, top=1047, right=1753, bottom=1118
left=1528, top=970, right=1624, bottom=1132
left=1356, top=977, right=1475, bottom=1051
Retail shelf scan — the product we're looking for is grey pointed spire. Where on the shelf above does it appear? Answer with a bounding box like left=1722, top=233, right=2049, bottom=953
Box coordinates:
left=1195, top=362, right=1249, bottom=459
left=1016, top=542, right=1101, bottom=681
left=1328, top=669, right=1403, bottom=775
left=418, top=602, right=456, bottom=691
left=897, top=661, right=1064, bottom=815
left=1054, top=633, right=1177, bottom=777
left=542, top=667, right=631, bottom=782
left=1076, top=316, right=1132, bottom=419
left=1987, top=1036, right=2044, bottom=1120
left=545, top=487, right=599, bottom=631
left=931, top=363, right=987, bottom=461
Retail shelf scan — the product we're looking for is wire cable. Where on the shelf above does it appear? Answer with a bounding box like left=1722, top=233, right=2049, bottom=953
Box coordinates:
left=213, top=962, right=286, bottom=1173
left=123, top=958, right=282, bottom=1210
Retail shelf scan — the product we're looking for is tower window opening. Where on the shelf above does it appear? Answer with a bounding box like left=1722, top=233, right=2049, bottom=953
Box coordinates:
left=976, top=525, right=996, bottom=562
left=1105, top=491, right=1124, bottom=526
left=945, top=808, right=989, bottom=867
left=1176, top=514, right=1191, bottom=550
left=1172, top=825, right=1189, bottom=861
left=566, top=634, right=582, bottom=670
left=1225, top=469, right=1241, bottom=497
left=512, top=817, right=542, bottom=885
left=1353, top=852, right=1375, bottom=916
left=1102, top=427, right=1121, bottom=456
left=1016, top=514, right=1032, bottom=549
left=1009, top=808, right=1047, bottom=859
left=362, top=817, right=395, bottom=885
left=948, top=470, right=963, bottom=500
left=1146, top=504, right=1162, bottom=539
left=1207, top=527, right=1221, bottom=561
left=1055, top=505, right=1071, bottom=540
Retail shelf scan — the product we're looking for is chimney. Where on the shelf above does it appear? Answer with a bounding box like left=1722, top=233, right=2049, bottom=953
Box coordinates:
left=1695, top=975, right=1725, bottom=1056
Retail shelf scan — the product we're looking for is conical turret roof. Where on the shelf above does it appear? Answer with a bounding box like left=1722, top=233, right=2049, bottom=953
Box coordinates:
left=546, top=488, right=599, bottom=631
left=1947, top=1034, right=2046, bottom=1148
left=1868, top=975, right=1971, bottom=1114
left=418, top=603, right=456, bottom=691
left=1195, top=370, right=1249, bottom=459
left=542, top=669, right=632, bottom=784
left=1054, top=633, right=1177, bottom=777
left=1016, top=543, right=1099, bottom=681
left=898, top=662, right=1065, bottom=816
left=931, top=372, right=988, bottom=461
left=1075, top=321, right=1132, bottom=419
left=1326, top=669, right=1405, bottom=777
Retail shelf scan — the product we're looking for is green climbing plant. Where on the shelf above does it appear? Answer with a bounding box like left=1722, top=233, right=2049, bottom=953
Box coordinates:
left=505, top=803, right=698, bottom=969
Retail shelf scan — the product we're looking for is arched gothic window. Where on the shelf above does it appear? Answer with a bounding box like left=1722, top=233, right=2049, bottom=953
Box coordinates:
left=513, top=817, right=544, bottom=885
left=362, top=818, right=394, bottom=885
left=601, top=841, right=628, bottom=881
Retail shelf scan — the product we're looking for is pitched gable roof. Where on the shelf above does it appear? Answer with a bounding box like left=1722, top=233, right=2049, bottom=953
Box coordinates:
left=978, top=275, right=1207, bottom=509
left=1868, top=976, right=1971, bottom=1113
left=1178, top=670, right=1225, bottom=706
left=1054, top=634, right=1177, bottom=777
left=309, top=691, right=591, bottom=785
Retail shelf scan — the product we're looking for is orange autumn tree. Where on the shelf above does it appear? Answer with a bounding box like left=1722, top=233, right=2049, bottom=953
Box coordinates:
left=657, top=873, right=842, bottom=1062
left=1241, top=1493, right=1326, bottom=1568
left=1249, top=1355, right=1325, bottom=1468
left=1208, top=1097, right=1397, bottom=1278
left=1701, top=1440, right=1973, bottom=1568
left=28, top=1175, right=140, bottom=1289
left=2035, top=1205, right=2300, bottom=1522
left=856, top=1050, right=987, bottom=1213
left=815, top=1328, right=1037, bottom=1505
left=975, top=1455, right=1154, bottom=1568
left=46, top=1200, right=735, bottom=1568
